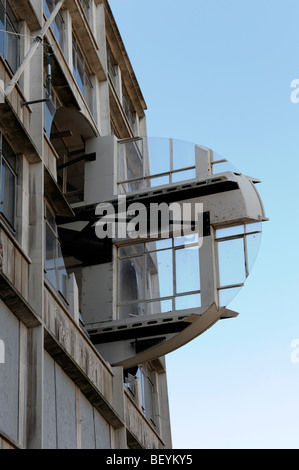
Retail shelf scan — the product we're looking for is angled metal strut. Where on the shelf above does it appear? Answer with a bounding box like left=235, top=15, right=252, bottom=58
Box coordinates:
left=5, top=0, right=66, bottom=97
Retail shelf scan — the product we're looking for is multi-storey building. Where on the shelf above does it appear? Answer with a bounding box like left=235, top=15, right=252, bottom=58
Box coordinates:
left=0, top=0, right=266, bottom=449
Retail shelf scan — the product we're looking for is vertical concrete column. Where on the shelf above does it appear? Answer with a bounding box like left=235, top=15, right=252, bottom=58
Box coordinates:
left=156, top=369, right=172, bottom=449
left=91, top=76, right=101, bottom=130
left=16, top=155, right=30, bottom=254
left=95, top=2, right=107, bottom=74
left=62, top=9, right=73, bottom=68
left=199, top=231, right=218, bottom=308
left=30, top=0, right=43, bottom=21
left=18, top=323, right=28, bottom=448
left=95, top=3, right=111, bottom=136
left=75, top=386, right=82, bottom=449
left=28, top=35, right=44, bottom=156
left=28, top=161, right=44, bottom=317
left=98, top=80, right=111, bottom=136
left=26, top=325, right=44, bottom=449
left=195, top=146, right=212, bottom=180
left=67, top=273, right=80, bottom=324
left=111, top=366, right=127, bottom=449
left=18, top=21, right=31, bottom=98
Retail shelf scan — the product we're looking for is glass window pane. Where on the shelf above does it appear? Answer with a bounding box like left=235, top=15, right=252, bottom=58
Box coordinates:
left=44, top=0, right=52, bottom=18
left=57, top=244, right=68, bottom=298
left=172, top=168, right=196, bottom=183
left=245, top=222, right=262, bottom=234
left=175, top=293, right=201, bottom=310
left=119, top=244, right=144, bottom=258
left=147, top=137, right=170, bottom=176
left=83, top=73, right=93, bottom=111
left=119, top=257, right=144, bottom=302
left=146, top=239, right=172, bottom=251
left=2, top=136, right=16, bottom=170
left=212, top=160, right=239, bottom=174
left=174, top=232, right=198, bottom=247
left=45, top=224, right=58, bottom=289
left=118, top=303, right=145, bottom=319
left=218, top=286, right=242, bottom=307
left=148, top=175, right=169, bottom=188
left=173, top=139, right=195, bottom=171
left=1, top=161, right=15, bottom=227
left=76, top=60, right=84, bottom=95
left=146, top=249, right=173, bottom=299
left=44, top=99, right=56, bottom=138
left=120, top=140, right=143, bottom=181
left=147, top=299, right=172, bottom=315
left=218, top=238, right=246, bottom=287
left=216, top=225, right=245, bottom=239
left=0, top=3, right=5, bottom=57
left=246, top=232, right=262, bottom=273
left=45, top=205, right=56, bottom=232
left=175, top=246, right=200, bottom=294
left=127, top=180, right=143, bottom=192
left=6, top=19, right=18, bottom=73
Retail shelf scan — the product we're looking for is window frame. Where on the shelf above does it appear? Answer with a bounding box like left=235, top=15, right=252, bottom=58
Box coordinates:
left=0, top=0, right=20, bottom=73
left=122, top=84, right=136, bottom=131
left=72, top=33, right=93, bottom=112
left=0, top=134, right=17, bottom=231
left=79, top=0, right=91, bottom=21
left=44, top=202, right=68, bottom=302
left=43, top=0, right=65, bottom=51
left=117, top=234, right=201, bottom=319
left=215, top=222, right=262, bottom=307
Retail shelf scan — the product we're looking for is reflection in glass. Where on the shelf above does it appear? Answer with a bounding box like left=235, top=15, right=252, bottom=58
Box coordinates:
left=45, top=210, right=68, bottom=299
left=45, top=224, right=57, bottom=289
left=119, top=244, right=144, bottom=258
left=119, top=257, right=144, bottom=302
left=117, top=239, right=202, bottom=318
left=118, top=137, right=199, bottom=193
left=174, top=232, right=198, bottom=247
left=175, top=247, right=200, bottom=294
left=1, top=161, right=15, bottom=227
left=118, top=303, right=145, bottom=319
left=146, top=249, right=173, bottom=299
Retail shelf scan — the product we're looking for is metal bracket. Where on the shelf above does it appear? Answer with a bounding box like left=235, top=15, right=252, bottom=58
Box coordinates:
left=21, top=98, right=50, bottom=107
left=57, top=152, right=96, bottom=171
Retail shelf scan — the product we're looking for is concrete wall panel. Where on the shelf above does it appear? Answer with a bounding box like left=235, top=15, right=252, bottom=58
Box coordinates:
left=94, top=406, right=111, bottom=449
left=55, top=363, right=77, bottom=449
left=80, top=394, right=95, bottom=449
left=43, top=352, right=57, bottom=449
left=0, top=300, right=19, bottom=443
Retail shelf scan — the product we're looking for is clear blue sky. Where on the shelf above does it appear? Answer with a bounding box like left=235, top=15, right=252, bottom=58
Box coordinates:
left=109, top=0, right=299, bottom=449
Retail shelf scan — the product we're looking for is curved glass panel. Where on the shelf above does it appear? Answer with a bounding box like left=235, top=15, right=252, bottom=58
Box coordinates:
left=217, top=222, right=262, bottom=307
left=118, top=136, right=198, bottom=193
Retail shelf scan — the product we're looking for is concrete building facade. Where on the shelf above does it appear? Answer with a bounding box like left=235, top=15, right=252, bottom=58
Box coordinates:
left=0, top=0, right=173, bottom=450
left=0, top=0, right=267, bottom=450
